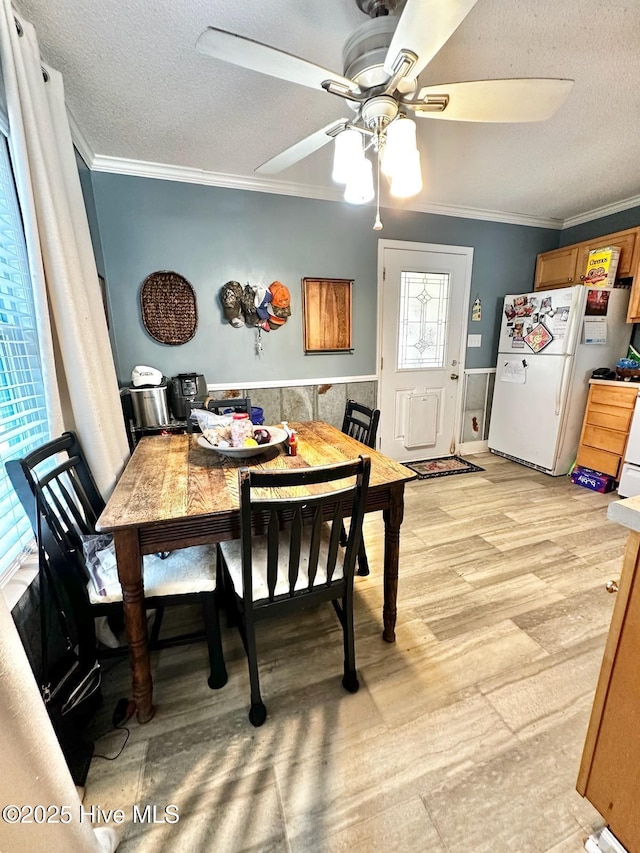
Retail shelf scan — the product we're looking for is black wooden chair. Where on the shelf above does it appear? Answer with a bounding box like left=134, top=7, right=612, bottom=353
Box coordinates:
left=217, top=455, right=371, bottom=726
left=342, top=399, right=380, bottom=449
left=341, top=399, right=380, bottom=576
left=5, top=431, right=227, bottom=689
left=185, top=397, right=252, bottom=434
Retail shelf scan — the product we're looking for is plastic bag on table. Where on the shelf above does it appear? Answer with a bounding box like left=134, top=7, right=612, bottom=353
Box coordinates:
left=190, top=408, right=233, bottom=433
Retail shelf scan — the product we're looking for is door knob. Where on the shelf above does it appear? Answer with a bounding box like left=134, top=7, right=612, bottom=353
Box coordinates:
left=450, top=373, right=459, bottom=380
left=606, top=580, right=619, bottom=594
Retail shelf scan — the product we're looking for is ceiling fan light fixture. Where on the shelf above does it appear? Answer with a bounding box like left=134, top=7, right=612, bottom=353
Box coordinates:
left=381, top=115, right=418, bottom=178
left=390, top=148, right=423, bottom=198
left=344, top=156, right=375, bottom=204
left=332, top=128, right=364, bottom=185
left=196, top=2, right=574, bottom=225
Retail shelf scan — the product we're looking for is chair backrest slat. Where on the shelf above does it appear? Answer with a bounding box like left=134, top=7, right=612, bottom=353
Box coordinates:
left=238, top=456, right=371, bottom=609
left=288, top=506, right=303, bottom=595
left=65, top=463, right=100, bottom=530
left=5, top=433, right=109, bottom=669
left=307, top=507, right=323, bottom=589
left=43, top=480, right=78, bottom=548
left=341, top=400, right=380, bottom=450
left=6, top=432, right=105, bottom=568
left=44, top=467, right=94, bottom=543
left=4, top=432, right=108, bottom=653
left=266, top=510, right=279, bottom=601
left=325, top=501, right=344, bottom=584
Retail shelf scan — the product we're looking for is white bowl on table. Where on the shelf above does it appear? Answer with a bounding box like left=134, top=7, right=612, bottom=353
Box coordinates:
left=197, top=426, right=288, bottom=459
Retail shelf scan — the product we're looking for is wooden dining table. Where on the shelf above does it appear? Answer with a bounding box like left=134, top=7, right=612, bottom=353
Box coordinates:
left=97, top=420, right=416, bottom=722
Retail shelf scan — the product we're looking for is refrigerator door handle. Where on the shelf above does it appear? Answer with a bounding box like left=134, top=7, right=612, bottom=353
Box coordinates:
left=555, top=357, right=571, bottom=416
left=562, top=285, right=583, bottom=355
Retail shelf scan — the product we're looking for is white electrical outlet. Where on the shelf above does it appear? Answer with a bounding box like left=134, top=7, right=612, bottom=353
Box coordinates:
left=467, top=334, right=482, bottom=348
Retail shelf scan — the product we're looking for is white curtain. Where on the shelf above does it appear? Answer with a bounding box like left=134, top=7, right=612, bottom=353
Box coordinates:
left=0, top=593, right=120, bottom=852
left=0, top=3, right=129, bottom=496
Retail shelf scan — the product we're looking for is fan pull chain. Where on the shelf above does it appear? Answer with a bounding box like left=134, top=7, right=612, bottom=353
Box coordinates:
left=373, top=148, right=383, bottom=231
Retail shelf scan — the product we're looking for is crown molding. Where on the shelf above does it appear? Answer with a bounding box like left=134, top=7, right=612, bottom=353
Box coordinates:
left=406, top=199, right=562, bottom=229
left=69, top=117, right=640, bottom=233
left=88, top=153, right=563, bottom=230
left=91, top=154, right=343, bottom=202
left=562, top=193, right=640, bottom=229
left=78, top=147, right=640, bottom=232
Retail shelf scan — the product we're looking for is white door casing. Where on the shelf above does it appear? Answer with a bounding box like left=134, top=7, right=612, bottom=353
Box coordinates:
left=377, top=240, right=473, bottom=462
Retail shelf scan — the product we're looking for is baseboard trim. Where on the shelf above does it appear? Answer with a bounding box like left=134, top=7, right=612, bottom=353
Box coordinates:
left=458, top=440, right=489, bottom=456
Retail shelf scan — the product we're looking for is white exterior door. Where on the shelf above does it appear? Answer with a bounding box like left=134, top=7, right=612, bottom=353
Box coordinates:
left=378, top=241, right=472, bottom=461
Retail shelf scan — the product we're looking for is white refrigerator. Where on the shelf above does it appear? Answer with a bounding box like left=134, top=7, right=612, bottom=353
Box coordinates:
left=488, top=285, right=632, bottom=475
left=617, top=393, right=640, bottom=496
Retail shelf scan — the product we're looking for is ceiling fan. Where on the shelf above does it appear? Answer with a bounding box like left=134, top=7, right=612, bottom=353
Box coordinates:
left=196, top=0, right=573, bottom=225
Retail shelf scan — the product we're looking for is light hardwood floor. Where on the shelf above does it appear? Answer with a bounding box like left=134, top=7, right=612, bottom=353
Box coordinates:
left=84, top=452, right=625, bottom=852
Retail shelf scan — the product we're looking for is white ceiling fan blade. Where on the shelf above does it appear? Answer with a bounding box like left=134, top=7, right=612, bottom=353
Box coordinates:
left=413, top=79, right=574, bottom=122
left=196, top=28, right=360, bottom=96
left=384, top=0, right=479, bottom=82
left=255, top=120, right=349, bottom=175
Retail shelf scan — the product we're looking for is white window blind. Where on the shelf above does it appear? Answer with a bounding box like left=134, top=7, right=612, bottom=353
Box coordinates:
left=0, top=133, right=49, bottom=581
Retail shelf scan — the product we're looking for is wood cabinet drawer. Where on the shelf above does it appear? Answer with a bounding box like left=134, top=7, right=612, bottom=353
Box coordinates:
left=586, top=403, right=634, bottom=432
left=576, top=446, right=622, bottom=478
left=589, top=385, right=638, bottom=409
left=582, top=425, right=628, bottom=456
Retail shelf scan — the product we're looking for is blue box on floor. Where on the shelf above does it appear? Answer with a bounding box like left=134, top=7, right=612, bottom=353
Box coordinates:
left=570, top=465, right=615, bottom=493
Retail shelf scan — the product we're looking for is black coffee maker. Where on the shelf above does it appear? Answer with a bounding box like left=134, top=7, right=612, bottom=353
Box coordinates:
left=168, top=373, right=207, bottom=419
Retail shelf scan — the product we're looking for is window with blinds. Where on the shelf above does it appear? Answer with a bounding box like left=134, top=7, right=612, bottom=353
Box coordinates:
left=0, top=133, right=49, bottom=581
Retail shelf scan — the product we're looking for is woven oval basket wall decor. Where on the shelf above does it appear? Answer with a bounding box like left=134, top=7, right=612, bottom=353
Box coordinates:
left=140, top=270, right=198, bottom=345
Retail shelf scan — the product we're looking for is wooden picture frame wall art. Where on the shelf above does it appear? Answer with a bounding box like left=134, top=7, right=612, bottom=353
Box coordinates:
left=302, top=278, right=353, bottom=353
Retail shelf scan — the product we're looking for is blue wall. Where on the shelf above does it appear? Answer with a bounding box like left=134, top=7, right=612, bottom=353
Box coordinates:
left=560, top=205, right=640, bottom=247
left=75, top=151, right=105, bottom=277
left=89, top=172, right=559, bottom=385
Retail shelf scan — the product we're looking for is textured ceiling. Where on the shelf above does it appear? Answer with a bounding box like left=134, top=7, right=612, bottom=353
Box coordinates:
left=14, top=0, right=640, bottom=224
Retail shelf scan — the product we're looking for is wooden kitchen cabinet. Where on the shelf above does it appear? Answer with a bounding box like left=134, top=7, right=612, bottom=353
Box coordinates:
left=534, top=226, right=640, bottom=322
left=574, top=228, right=640, bottom=283
left=575, top=381, right=638, bottom=479
left=577, top=526, right=640, bottom=852
left=534, top=245, right=581, bottom=289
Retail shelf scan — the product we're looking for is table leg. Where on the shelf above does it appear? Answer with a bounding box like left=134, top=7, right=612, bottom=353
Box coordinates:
left=114, top=529, right=155, bottom=723
left=382, top=482, right=405, bottom=643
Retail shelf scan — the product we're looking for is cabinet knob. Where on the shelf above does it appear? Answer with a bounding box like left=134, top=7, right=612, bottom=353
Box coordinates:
left=606, top=580, right=619, bottom=594
left=567, top=277, right=573, bottom=282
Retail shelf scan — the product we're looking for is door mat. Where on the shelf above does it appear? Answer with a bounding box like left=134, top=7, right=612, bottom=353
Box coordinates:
left=404, top=455, right=485, bottom=479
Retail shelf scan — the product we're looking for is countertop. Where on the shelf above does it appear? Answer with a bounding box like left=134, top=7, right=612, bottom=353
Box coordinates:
left=608, top=494, right=640, bottom=531
left=589, top=378, right=640, bottom=388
